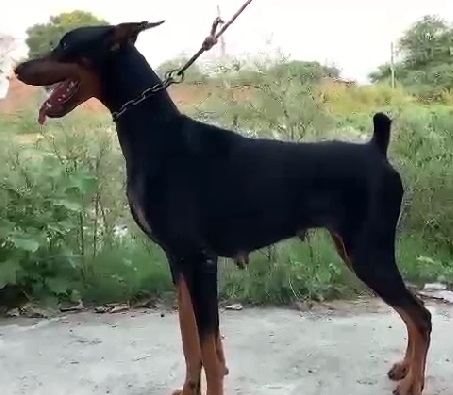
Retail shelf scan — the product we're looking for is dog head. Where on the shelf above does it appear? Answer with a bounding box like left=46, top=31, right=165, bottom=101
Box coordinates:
left=15, top=21, right=165, bottom=123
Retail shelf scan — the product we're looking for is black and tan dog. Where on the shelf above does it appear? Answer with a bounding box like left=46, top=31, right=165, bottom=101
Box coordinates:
left=15, top=21, right=431, bottom=395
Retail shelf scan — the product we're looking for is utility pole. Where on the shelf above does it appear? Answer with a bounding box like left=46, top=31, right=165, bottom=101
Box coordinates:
left=390, top=41, right=395, bottom=89
left=217, top=4, right=226, bottom=59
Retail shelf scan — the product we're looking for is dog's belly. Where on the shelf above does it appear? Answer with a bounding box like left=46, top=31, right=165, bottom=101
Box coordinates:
left=203, top=212, right=307, bottom=258
left=200, top=184, right=342, bottom=258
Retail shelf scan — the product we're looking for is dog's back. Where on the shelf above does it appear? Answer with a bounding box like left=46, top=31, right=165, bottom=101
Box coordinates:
left=174, top=113, right=401, bottom=257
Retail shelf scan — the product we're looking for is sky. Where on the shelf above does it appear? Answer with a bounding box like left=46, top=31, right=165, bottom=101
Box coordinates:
left=1, top=0, right=453, bottom=84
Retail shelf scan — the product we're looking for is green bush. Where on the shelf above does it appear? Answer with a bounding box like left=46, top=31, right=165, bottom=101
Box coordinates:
left=1, top=57, right=453, bottom=310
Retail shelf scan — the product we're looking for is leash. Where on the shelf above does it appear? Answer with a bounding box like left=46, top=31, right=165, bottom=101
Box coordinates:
left=174, top=0, right=254, bottom=78
left=112, top=0, right=254, bottom=122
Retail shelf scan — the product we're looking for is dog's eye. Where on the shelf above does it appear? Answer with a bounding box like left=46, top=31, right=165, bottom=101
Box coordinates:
left=61, top=42, right=68, bottom=50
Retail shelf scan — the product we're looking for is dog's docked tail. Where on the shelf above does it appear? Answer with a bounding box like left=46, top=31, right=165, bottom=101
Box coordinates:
left=370, top=112, right=392, bottom=156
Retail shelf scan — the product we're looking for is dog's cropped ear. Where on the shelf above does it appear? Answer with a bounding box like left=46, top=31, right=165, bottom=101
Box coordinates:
left=109, top=20, right=165, bottom=50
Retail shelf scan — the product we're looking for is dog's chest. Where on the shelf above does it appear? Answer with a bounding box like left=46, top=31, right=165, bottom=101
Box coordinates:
left=126, top=187, right=160, bottom=244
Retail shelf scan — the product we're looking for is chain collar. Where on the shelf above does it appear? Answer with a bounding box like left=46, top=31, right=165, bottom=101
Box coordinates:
left=111, top=70, right=184, bottom=122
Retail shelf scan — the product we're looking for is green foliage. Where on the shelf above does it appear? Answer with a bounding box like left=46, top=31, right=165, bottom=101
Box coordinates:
left=399, top=15, right=452, bottom=69
left=319, top=83, right=414, bottom=115
left=0, top=119, right=130, bottom=305
left=391, top=106, right=453, bottom=253
left=195, top=55, right=335, bottom=140
left=213, top=57, right=340, bottom=87
left=156, top=54, right=340, bottom=88
left=25, top=10, right=109, bottom=59
left=370, top=14, right=453, bottom=102
left=2, top=35, right=453, bottom=308
left=266, top=60, right=340, bottom=83
left=328, top=103, right=453, bottom=266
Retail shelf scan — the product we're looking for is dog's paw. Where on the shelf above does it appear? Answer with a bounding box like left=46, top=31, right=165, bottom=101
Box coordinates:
left=388, top=360, right=410, bottom=381
left=171, top=389, right=200, bottom=395
left=171, top=383, right=201, bottom=395
left=392, top=371, right=424, bottom=395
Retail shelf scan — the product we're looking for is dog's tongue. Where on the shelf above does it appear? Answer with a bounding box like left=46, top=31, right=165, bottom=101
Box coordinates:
left=37, top=81, right=70, bottom=125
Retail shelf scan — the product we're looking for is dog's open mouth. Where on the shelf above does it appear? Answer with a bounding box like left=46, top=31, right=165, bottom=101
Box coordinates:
left=38, top=79, right=80, bottom=124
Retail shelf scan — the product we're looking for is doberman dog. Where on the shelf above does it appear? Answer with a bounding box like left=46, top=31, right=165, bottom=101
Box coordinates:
left=15, top=21, right=432, bottom=395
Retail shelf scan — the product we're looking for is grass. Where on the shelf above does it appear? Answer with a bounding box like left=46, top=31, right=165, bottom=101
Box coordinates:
left=1, top=77, right=453, bottom=310
left=52, top=229, right=452, bottom=307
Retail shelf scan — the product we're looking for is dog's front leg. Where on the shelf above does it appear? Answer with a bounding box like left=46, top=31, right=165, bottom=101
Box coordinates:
left=172, top=275, right=202, bottom=395
left=166, top=249, right=202, bottom=395
left=179, top=252, right=225, bottom=395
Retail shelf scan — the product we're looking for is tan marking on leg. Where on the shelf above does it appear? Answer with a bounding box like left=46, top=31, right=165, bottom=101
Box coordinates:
left=330, top=232, right=353, bottom=271
left=388, top=308, right=414, bottom=381
left=393, top=307, right=430, bottom=395
left=216, top=332, right=229, bottom=376
left=201, top=332, right=224, bottom=395
left=172, top=277, right=202, bottom=395
left=127, top=192, right=155, bottom=236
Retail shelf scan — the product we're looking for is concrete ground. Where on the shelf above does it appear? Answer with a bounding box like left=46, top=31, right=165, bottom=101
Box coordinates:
left=0, top=299, right=451, bottom=395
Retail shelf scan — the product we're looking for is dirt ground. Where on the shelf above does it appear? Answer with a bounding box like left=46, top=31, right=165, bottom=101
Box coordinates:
left=0, top=299, right=451, bottom=395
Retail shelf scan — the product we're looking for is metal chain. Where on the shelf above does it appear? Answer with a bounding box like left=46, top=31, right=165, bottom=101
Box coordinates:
left=111, top=0, right=254, bottom=122
left=111, top=70, right=183, bottom=121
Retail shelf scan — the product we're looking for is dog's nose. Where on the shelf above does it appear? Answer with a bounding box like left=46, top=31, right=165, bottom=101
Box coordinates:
left=14, top=62, right=33, bottom=83
left=14, top=63, right=26, bottom=77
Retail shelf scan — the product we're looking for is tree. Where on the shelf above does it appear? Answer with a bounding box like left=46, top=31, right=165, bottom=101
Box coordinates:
left=214, top=58, right=341, bottom=87
left=368, top=63, right=408, bottom=85
left=369, top=15, right=453, bottom=101
left=25, top=10, right=109, bottom=59
left=398, top=15, right=452, bottom=69
left=267, top=60, right=340, bottom=84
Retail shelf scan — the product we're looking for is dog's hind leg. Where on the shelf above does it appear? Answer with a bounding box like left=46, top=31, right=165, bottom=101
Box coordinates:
left=330, top=232, right=353, bottom=271
left=346, top=233, right=431, bottom=395
left=333, top=169, right=432, bottom=395
left=387, top=315, right=414, bottom=381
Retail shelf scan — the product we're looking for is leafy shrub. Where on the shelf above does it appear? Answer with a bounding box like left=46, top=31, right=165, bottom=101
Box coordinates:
left=1, top=56, right=453, bottom=309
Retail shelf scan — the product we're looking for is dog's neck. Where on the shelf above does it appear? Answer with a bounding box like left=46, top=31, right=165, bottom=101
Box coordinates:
left=100, top=44, right=182, bottom=177
left=100, top=44, right=180, bottom=124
